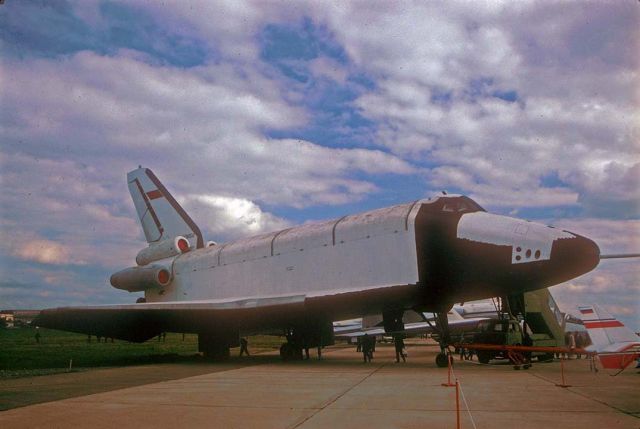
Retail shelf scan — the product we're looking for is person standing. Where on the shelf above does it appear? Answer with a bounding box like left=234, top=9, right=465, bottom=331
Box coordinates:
left=575, top=332, right=584, bottom=359
left=362, top=334, right=372, bottom=362
left=239, top=337, right=250, bottom=356
left=522, top=330, right=533, bottom=364
left=568, top=332, right=576, bottom=358
left=369, top=335, right=376, bottom=361
left=394, top=334, right=406, bottom=363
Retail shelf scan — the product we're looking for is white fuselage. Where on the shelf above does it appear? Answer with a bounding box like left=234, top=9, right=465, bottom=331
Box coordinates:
left=147, top=201, right=423, bottom=303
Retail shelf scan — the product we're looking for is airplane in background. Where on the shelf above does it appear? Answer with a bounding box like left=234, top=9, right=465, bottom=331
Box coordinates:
left=452, top=299, right=502, bottom=319
left=35, top=167, right=602, bottom=364
left=578, top=304, right=640, bottom=372
left=334, top=309, right=489, bottom=342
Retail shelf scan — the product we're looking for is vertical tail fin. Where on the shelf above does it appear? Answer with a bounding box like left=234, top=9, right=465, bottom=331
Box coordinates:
left=579, top=304, right=638, bottom=349
left=127, top=167, right=204, bottom=249
left=579, top=304, right=640, bottom=370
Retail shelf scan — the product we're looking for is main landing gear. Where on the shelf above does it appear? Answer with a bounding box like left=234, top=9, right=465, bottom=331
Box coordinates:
left=433, top=310, right=453, bottom=368
left=279, top=322, right=334, bottom=361
left=279, top=341, right=303, bottom=361
left=198, top=333, right=234, bottom=360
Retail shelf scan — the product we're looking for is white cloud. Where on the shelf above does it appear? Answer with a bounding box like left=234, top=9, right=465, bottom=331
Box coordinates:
left=11, top=239, right=78, bottom=266
left=182, top=194, right=290, bottom=239
left=551, top=218, right=640, bottom=255
left=552, top=263, right=640, bottom=331
left=304, top=2, right=640, bottom=214
left=550, top=218, right=640, bottom=330
left=1, top=51, right=415, bottom=209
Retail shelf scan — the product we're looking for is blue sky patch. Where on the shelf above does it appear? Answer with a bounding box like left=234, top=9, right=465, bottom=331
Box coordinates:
left=430, top=88, right=454, bottom=106
left=464, top=77, right=519, bottom=103
left=260, top=18, right=379, bottom=149
left=492, top=89, right=519, bottom=103
left=0, top=1, right=208, bottom=67
left=99, top=2, right=208, bottom=67
left=260, top=17, right=348, bottom=64
left=0, top=1, right=98, bottom=58
left=539, top=171, right=568, bottom=188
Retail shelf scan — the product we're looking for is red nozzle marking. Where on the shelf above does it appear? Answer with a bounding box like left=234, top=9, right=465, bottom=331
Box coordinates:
left=177, top=238, right=190, bottom=253
left=157, top=269, right=170, bottom=285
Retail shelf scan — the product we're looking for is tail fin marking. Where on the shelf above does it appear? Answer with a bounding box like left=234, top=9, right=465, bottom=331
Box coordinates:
left=127, top=167, right=204, bottom=249
left=579, top=304, right=640, bottom=370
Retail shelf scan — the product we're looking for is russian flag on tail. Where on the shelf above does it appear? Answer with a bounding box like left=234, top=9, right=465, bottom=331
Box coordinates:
left=578, top=304, right=640, bottom=371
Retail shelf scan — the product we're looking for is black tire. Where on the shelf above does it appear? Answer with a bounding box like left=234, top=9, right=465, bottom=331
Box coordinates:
left=477, top=351, right=491, bottom=364
left=538, top=353, right=554, bottom=362
left=280, top=343, right=304, bottom=361
left=203, top=345, right=230, bottom=360
left=279, top=343, right=289, bottom=361
left=436, top=352, right=449, bottom=368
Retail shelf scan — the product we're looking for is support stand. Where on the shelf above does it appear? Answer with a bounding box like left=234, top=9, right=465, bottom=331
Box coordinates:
left=441, top=352, right=456, bottom=387
left=555, top=357, right=571, bottom=388
left=455, top=380, right=461, bottom=429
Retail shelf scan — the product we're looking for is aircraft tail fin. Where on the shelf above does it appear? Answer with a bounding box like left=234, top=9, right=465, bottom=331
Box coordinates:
left=127, top=167, right=204, bottom=249
left=578, top=304, right=640, bottom=370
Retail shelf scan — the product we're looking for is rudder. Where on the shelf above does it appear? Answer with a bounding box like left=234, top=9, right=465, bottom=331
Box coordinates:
left=127, top=167, right=204, bottom=249
left=579, top=304, right=639, bottom=350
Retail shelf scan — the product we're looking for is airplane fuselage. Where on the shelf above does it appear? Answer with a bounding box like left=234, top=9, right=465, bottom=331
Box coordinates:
left=143, top=195, right=599, bottom=330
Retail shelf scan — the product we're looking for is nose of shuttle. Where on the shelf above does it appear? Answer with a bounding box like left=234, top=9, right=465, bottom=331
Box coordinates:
left=454, top=211, right=602, bottom=292
left=549, top=232, right=600, bottom=280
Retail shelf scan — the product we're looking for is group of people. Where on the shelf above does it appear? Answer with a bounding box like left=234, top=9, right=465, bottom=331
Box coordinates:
left=556, top=331, right=590, bottom=359
left=357, top=333, right=377, bottom=362
left=356, top=334, right=408, bottom=363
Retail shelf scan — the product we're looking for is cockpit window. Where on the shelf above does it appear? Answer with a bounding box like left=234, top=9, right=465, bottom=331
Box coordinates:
left=461, top=196, right=485, bottom=212
left=457, top=201, right=470, bottom=212
left=440, top=197, right=485, bottom=213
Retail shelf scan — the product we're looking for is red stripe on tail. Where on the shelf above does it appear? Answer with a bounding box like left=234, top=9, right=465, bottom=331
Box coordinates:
left=584, top=320, right=624, bottom=329
left=146, top=190, right=163, bottom=200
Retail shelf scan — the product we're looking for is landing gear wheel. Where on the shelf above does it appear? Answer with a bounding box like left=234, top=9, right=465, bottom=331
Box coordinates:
left=279, top=343, right=303, bottom=361
left=477, top=351, right=491, bottom=364
left=198, top=334, right=230, bottom=361
left=279, top=343, right=289, bottom=361
left=436, top=352, right=450, bottom=368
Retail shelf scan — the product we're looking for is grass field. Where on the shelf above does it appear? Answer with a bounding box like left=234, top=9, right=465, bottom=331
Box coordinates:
left=0, top=327, right=283, bottom=377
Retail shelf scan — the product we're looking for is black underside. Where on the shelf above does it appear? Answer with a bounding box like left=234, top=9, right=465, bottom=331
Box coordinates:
left=34, top=283, right=422, bottom=343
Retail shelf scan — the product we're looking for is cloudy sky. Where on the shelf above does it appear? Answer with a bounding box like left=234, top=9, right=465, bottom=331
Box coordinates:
left=1, top=1, right=638, bottom=328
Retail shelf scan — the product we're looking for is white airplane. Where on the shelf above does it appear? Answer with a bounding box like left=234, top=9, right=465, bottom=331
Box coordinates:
left=334, top=309, right=488, bottom=339
left=578, top=304, right=640, bottom=371
left=453, top=300, right=502, bottom=319
left=36, top=167, right=602, bottom=362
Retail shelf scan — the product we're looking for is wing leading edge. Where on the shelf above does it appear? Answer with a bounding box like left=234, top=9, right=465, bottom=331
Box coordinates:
left=35, top=283, right=420, bottom=342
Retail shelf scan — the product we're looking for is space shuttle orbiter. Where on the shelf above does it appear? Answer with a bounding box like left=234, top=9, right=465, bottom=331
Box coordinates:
left=36, top=167, right=601, bottom=360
